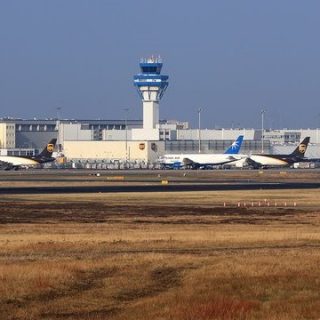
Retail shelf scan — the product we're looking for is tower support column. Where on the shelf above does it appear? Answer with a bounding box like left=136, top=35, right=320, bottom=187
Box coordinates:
left=143, top=101, right=159, bottom=129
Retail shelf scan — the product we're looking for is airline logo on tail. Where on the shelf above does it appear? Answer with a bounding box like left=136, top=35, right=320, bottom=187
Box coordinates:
left=47, top=144, right=54, bottom=153
left=291, top=137, right=310, bottom=157
left=298, top=144, right=307, bottom=154
left=231, top=140, right=240, bottom=150
left=224, top=136, right=244, bottom=154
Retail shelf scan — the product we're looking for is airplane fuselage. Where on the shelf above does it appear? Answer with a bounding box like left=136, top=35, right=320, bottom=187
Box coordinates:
left=249, top=154, right=302, bottom=167
left=160, top=153, right=246, bottom=168
left=0, top=138, right=57, bottom=170
left=0, top=156, right=40, bottom=167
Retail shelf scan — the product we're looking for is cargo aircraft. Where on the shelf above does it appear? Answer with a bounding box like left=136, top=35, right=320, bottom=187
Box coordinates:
left=247, top=137, right=310, bottom=168
left=159, top=135, right=244, bottom=169
left=0, top=138, right=57, bottom=170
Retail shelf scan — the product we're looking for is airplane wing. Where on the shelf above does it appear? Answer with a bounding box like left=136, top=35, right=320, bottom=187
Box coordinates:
left=182, top=157, right=194, bottom=166
left=243, top=157, right=262, bottom=169
left=182, top=156, right=240, bottom=169
left=217, top=156, right=242, bottom=165
left=0, top=160, right=15, bottom=170
left=0, top=159, right=31, bottom=170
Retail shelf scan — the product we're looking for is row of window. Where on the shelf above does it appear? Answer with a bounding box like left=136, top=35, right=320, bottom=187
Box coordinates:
left=16, top=125, right=57, bottom=132
left=88, top=125, right=126, bottom=130
left=160, top=131, right=170, bottom=135
left=165, top=141, right=270, bottom=151
left=7, top=150, right=35, bottom=156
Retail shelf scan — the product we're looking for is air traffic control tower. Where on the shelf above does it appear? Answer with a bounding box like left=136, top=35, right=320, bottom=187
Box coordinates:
left=132, top=57, right=169, bottom=140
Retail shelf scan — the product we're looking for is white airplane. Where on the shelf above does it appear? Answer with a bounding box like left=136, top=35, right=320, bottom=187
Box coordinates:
left=159, top=136, right=245, bottom=169
left=0, top=139, right=57, bottom=170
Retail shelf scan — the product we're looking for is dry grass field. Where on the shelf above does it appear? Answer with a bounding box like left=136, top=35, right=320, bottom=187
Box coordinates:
left=1, top=188, right=320, bottom=319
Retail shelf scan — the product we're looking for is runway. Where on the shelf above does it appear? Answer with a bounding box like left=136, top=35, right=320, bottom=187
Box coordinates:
left=1, top=182, right=320, bottom=195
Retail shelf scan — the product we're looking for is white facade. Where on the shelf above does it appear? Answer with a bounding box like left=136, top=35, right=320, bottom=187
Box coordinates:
left=264, top=129, right=320, bottom=144
left=176, top=129, right=256, bottom=140
left=102, top=129, right=132, bottom=141
left=0, top=123, right=16, bottom=149
left=58, top=123, right=93, bottom=143
left=176, top=128, right=320, bottom=144
left=131, top=128, right=160, bottom=141
left=63, top=140, right=165, bottom=163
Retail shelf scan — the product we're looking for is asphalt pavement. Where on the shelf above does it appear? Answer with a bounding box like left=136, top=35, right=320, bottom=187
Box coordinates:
left=1, top=182, right=320, bottom=195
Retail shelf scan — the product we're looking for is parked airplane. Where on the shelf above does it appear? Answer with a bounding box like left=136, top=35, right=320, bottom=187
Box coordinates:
left=247, top=137, right=310, bottom=168
left=0, top=138, right=57, bottom=170
left=159, top=135, right=244, bottom=169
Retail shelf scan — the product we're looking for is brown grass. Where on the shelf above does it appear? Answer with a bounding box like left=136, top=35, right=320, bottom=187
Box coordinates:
left=0, top=189, right=320, bottom=319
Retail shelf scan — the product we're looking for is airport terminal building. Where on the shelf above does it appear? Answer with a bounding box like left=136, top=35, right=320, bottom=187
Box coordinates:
left=1, top=117, right=320, bottom=165
left=1, top=58, right=320, bottom=166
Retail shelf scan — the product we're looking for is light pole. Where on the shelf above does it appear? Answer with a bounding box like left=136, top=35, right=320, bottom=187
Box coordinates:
left=261, top=109, right=265, bottom=154
left=56, top=107, right=62, bottom=152
left=317, top=113, right=320, bottom=143
left=198, top=108, right=202, bottom=153
left=56, top=107, right=62, bottom=120
left=124, top=108, right=129, bottom=163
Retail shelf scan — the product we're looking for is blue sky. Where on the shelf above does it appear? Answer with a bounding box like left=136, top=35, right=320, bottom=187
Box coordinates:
left=0, top=0, right=320, bottom=128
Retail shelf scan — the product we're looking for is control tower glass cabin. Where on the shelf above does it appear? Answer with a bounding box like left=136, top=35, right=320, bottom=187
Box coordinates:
left=133, top=57, right=169, bottom=130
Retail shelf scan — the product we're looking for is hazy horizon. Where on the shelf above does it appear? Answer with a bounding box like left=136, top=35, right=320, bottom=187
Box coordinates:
left=1, top=0, right=320, bottom=129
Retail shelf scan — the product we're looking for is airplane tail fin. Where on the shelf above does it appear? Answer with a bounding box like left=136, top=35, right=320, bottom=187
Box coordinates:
left=36, top=138, right=57, bottom=159
left=290, top=137, right=310, bottom=157
left=224, top=135, right=244, bottom=154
